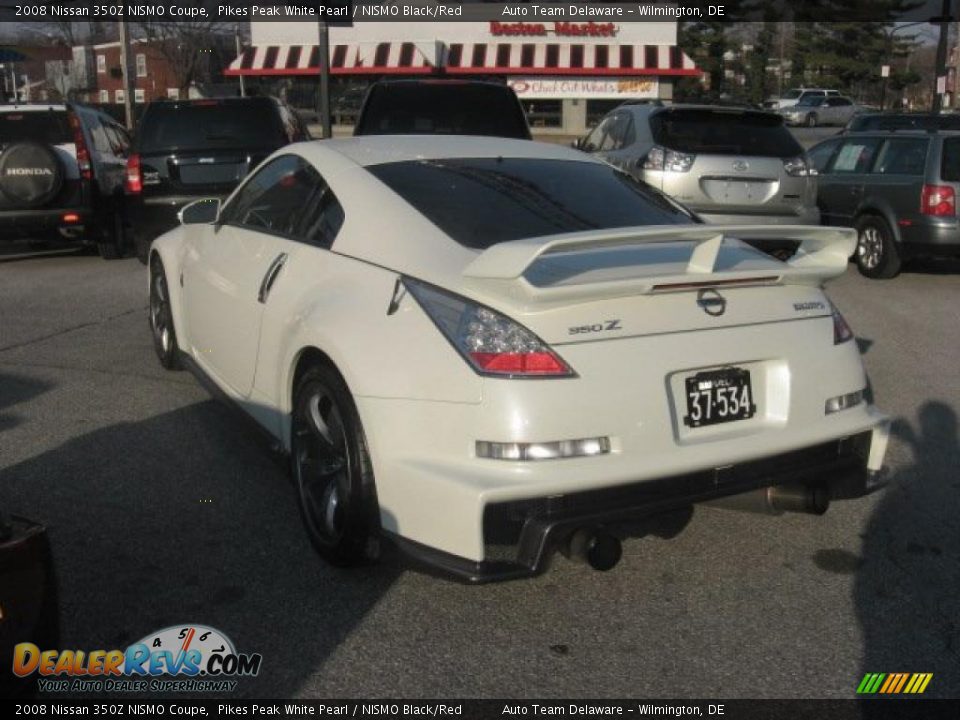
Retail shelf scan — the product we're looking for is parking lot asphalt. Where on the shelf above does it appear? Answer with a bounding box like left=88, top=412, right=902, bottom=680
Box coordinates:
left=2, top=239, right=959, bottom=696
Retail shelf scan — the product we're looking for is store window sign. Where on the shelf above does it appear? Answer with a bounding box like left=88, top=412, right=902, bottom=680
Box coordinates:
left=489, top=21, right=619, bottom=38
left=509, top=77, right=658, bottom=99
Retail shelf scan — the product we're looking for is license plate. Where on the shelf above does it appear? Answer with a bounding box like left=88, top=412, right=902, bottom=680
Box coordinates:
left=683, top=368, right=756, bottom=428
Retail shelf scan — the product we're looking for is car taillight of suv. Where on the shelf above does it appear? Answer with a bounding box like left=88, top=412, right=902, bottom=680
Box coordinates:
left=67, top=111, right=92, bottom=180
left=125, top=154, right=142, bottom=194
left=920, top=184, right=955, bottom=216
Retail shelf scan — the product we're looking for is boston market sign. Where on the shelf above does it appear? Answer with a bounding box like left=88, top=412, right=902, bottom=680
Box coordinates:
left=489, top=21, right=619, bottom=38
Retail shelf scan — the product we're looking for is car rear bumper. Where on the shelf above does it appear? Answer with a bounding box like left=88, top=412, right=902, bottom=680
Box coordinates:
left=697, top=206, right=821, bottom=226
left=899, top=219, right=960, bottom=256
left=0, top=207, right=90, bottom=241
left=384, top=427, right=888, bottom=583
left=128, top=195, right=215, bottom=246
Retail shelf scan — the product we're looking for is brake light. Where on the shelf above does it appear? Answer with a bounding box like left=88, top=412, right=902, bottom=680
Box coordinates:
left=783, top=155, right=816, bottom=177
left=402, top=278, right=575, bottom=378
left=125, top=153, right=142, bottom=194
left=921, top=184, right=955, bottom=216
left=642, top=145, right=696, bottom=173
left=67, top=112, right=92, bottom=180
left=829, top=299, right=854, bottom=345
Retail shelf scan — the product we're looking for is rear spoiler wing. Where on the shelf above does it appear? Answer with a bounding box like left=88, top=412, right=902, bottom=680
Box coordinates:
left=463, top=225, right=856, bottom=290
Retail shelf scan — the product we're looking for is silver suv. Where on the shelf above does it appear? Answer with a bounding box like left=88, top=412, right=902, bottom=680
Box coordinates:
left=809, top=129, right=960, bottom=278
left=577, top=104, right=819, bottom=226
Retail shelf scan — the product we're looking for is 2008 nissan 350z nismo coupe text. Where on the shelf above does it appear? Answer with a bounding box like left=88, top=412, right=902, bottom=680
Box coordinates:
left=147, top=136, right=889, bottom=582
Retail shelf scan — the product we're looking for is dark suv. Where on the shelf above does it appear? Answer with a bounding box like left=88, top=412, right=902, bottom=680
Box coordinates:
left=126, top=96, right=309, bottom=262
left=809, top=129, right=960, bottom=278
left=354, top=79, right=531, bottom=139
left=0, top=103, right=131, bottom=259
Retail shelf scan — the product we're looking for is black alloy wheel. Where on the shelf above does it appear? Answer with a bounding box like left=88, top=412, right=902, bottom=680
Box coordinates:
left=149, top=256, right=182, bottom=369
left=291, top=364, right=379, bottom=567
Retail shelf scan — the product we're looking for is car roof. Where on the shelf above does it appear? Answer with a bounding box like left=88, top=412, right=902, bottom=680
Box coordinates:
left=308, top=135, right=594, bottom=168
left=0, top=104, right=68, bottom=112
left=622, top=103, right=781, bottom=119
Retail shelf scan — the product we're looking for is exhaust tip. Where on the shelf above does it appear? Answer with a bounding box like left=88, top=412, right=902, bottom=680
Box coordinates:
left=565, top=529, right=623, bottom=572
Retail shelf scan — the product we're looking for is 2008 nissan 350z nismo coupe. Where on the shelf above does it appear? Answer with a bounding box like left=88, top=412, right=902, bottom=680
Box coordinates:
left=147, top=136, right=890, bottom=582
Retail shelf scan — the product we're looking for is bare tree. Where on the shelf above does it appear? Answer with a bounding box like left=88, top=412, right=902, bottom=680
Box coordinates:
left=136, top=22, right=231, bottom=93
left=41, top=22, right=81, bottom=47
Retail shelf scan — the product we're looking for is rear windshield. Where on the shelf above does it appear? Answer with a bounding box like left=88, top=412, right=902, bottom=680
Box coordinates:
left=0, top=112, right=70, bottom=145
left=355, top=84, right=531, bottom=139
left=941, top=138, right=960, bottom=181
left=651, top=109, right=802, bottom=158
left=137, top=101, right=285, bottom=153
left=368, top=158, right=694, bottom=250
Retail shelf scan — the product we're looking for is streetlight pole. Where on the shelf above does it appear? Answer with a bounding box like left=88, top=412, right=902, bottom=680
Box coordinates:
left=235, top=23, right=245, bottom=98
left=316, top=15, right=331, bottom=138
left=883, top=22, right=926, bottom=112
left=118, top=20, right=134, bottom=129
left=933, top=0, right=953, bottom=112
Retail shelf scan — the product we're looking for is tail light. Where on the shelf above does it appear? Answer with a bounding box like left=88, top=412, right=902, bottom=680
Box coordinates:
left=67, top=112, right=92, bottom=180
left=783, top=155, right=816, bottom=176
left=829, top=299, right=854, bottom=345
left=920, top=184, right=955, bottom=216
left=642, top=145, right=696, bottom=173
left=402, top=278, right=575, bottom=378
left=125, top=153, right=142, bottom=194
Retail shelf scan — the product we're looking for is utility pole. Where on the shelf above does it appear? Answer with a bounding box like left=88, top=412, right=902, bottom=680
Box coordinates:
left=316, top=16, right=331, bottom=138
left=933, top=0, right=953, bottom=112
left=235, top=24, right=245, bottom=98
left=118, top=20, right=134, bottom=129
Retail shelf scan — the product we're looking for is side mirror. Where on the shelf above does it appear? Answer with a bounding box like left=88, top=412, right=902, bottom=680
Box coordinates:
left=178, top=198, right=220, bottom=225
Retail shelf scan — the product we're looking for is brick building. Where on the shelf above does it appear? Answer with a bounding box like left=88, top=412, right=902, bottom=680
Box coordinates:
left=79, top=40, right=184, bottom=106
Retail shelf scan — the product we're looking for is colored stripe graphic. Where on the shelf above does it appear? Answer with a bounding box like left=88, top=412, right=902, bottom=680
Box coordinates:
left=857, top=673, right=932, bottom=694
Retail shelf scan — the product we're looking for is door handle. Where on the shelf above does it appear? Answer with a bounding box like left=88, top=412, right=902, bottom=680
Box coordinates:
left=257, top=252, right=288, bottom=304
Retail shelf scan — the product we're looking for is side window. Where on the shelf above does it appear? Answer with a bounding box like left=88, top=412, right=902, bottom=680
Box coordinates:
left=87, top=116, right=112, bottom=155
left=871, top=138, right=929, bottom=175
left=621, top=115, right=636, bottom=147
left=600, top=113, right=628, bottom=151
left=828, top=138, right=882, bottom=174
left=114, top=125, right=131, bottom=154
left=220, top=155, right=321, bottom=238
left=583, top=115, right=613, bottom=152
left=808, top=139, right=841, bottom=173
left=299, top=183, right=345, bottom=249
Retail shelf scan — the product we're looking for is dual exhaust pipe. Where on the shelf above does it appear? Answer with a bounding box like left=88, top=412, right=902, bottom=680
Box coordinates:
left=705, top=483, right=830, bottom=516
left=561, top=484, right=827, bottom=572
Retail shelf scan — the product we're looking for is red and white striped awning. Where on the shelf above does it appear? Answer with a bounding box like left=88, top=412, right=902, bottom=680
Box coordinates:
left=444, top=43, right=698, bottom=76
left=226, top=42, right=698, bottom=78
left=225, top=42, right=437, bottom=76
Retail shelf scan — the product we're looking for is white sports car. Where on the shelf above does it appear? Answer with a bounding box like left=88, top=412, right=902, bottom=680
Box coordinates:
left=148, top=136, right=889, bottom=582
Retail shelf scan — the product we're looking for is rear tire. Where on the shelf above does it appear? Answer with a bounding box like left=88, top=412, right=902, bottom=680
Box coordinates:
left=97, top=206, right=126, bottom=260
left=149, top=256, right=182, bottom=370
left=855, top=215, right=901, bottom=279
left=291, top=364, right=380, bottom=568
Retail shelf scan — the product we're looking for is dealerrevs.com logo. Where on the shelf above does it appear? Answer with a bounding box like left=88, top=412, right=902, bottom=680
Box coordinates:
left=14, top=624, right=262, bottom=693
